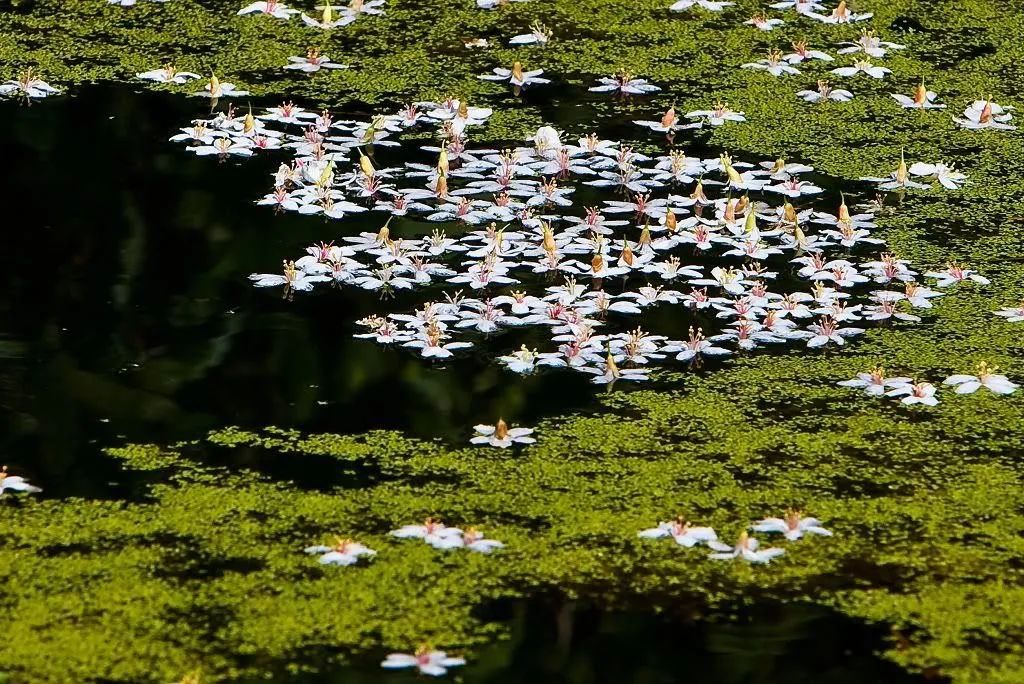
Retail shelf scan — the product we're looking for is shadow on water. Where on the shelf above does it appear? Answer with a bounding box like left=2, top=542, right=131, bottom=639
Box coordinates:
left=268, top=598, right=935, bottom=683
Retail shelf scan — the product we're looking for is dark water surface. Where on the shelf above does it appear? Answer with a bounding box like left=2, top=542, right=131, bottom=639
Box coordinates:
left=0, top=87, right=930, bottom=682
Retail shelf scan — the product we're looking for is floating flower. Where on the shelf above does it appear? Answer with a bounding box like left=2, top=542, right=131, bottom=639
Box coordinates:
left=509, top=21, right=551, bottom=45
left=479, top=62, right=550, bottom=88
left=638, top=517, right=718, bottom=547
left=300, top=4, right=352, bottom=28
left=925, top=263, right=990, bottom=288
left=0, top=69, right=60, bottom=99
left=283, top=48, right=348, bottom=72
left=955, top=99, right=1015, bottom=131
left=669, top=0, right=733, bottom=10
left=0, top=466, right=42, bottom=497
left=432, top=528, right=505, bottom=552
left=770, top=0, right=824, bottom=13
left=391, top=518, right=463, bottom=545
left=797, top=80, right=853, bottom=103
left=108, top=0, right=166, bottom=5
left=248, top=260, right=329, bottom=292
left=859, top=150, right=930, bottom=190
left=837, top=31, right=905, bottom=58
left=943, top=362, right=1017, bottom=395
left=891, top=82, right=945, bottom=109
left=837, top=367, right=911, bottom=396
left=831, top=59, right=891, bottom=79
left=237, top=0, right=297, bottom=18
left=908, top=162, right=967, bottom=190
left=886, top=381, right=939, bottom=406
left=745, top=13, right=784, bottom=31
left=707, top=532, right=785, bottom=563
left=464, top=38, right=489, bottom=48
left=803, top=315, right=864, bottom=347
left=742, top=49, right=801, bottom=77
left=685, top=101, right=746, bottom=126
left=808, top=0, right=872, bottom=23
left=784, top=40, right=833, bottom=63
left=589, top=73, right=661, bottom=95
left=136, top=64, right=201, bottom=84
left=194, top=74, right=249, bottom=98
left=994, top=301, right=1024, bottom=323
left=381, top=648, right=466, bottom=676
left=303, top=537, right=376, bottom=565
left=471, top=418, right=536, bottom=447
left=752, top=510, right=833, bottom=540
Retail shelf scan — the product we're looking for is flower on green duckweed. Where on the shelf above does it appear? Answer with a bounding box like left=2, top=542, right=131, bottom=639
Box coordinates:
left=137, top=64, right=201, bottom=84
left=193, top=74, right=249, bottom=98
left=509, top=22, right=551, bottom=45
left=798, top=80, right=853, bottom=103
left=638, top=517, right=718, bottom=547
left=837, top=367, right=910, bottom=396
left=669, top=0, right=733, bottom=11
left=943, top=362, right=1017, bottom=395
left=752, top=510, right=832, bottom=540
left=381, top=648, right=466, bottom=676
left=479, top=62, right=549, bottom=88
left=283, top=49, right=348, bottom=72
left=745, top=13, right=784, bottom=30
left=707, top=532, right=785, bottom=563
left=471, top=419, right=535, bottom=447
left=831, top=59, right=891, bottom=79
left=886, top=381, right=938, bottom=406
left=908, top=162, right=966, bottom=190
left=924, top=263, right=989, bottom=288
left=0, top=69, right=60, bottom=99
left=391, top=517, right=463, bottom=545
left=808, top=0, right=872, bottom=23
left=994, top=301, right=1024, bottom=323
left=303, top=537, right=376, bottom=565
left=955, top=100, right=1015, bottom=131
left=431, top=528, right=505, bottom=553
left=237, top=0, right=297, bottom=18
left=0, top=466, right=42, bottom=497
left=837, top=31, right=904, bottom=58
left=891, top=82, right=945, bottom=109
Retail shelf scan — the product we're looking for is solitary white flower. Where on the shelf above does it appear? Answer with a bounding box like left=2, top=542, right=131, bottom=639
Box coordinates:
left=0, top=466, right=42, bottom=496
left=638, top=517, right=718, bottom=547
left=0, top=69, right=60, bottom=99
left=432, top=528, right=505, bottom=553
left=136, top=64, right=201, bottom=84
left=194, top=75, right=249, bottom=98
left=303, top=537, right=376, bottom=565
left=479, top=62, right=549, bottom=88
left=859, top=150, right=930, bottom=190
left=943, top=362, right=1017, bottom=395
left=955, top=100, right=1015, bottom=131
left=237, top=0, right=297, bottom=18
left=831, top=59, right=891, bottom=79
left=300, top=4, right=352, bottom=28
left=382, top=648, right=466, bottom=676
left=784, top=40, right=833, bottom=63
left=837, top=367, right=911, bottom=396
left=742, top=49, right=801, bottom=77
left=391, top=518, right=463, bottom=545
left=283, top=49, right=348, bottom=72
left=249, top=260, right=329, bottom=291
left=908, top=162, right=967, bottom=190
left=837, top=31, right=905, bottom=58
left=708, top=532, right=785, bottom=563
left=498, top=346, right=542, bottom=374
left=925, top=263, right=990, bottom=288
left=804, top=316, right=864, bottom=348
left=589, top=73, right=661, bottom=95
left=509, top=21, right=552, bottom=45
left=798, top=80, right=853, bottom=103
left=891, top=82, right=945, bottom=109
left=994, top=301, right=1024, bottom=323
left=886, top=381, right=939, bottom=406
left=745, top=13, right=784, bottom=31
left=752, top=510, right=833, bottom=540
left=808, top=0, right=872, bottom=23
left=685, top=101, right=746, bottom=126
left=669, top=0, right=733, bottom=10
left=471, top=419, right=536, bottom=447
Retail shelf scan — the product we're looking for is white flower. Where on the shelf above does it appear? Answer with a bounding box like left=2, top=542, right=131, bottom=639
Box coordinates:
left=752, top=511, right=833, bottom=540
left=908, top=162, right=967, bottom=190
left=803, top=316, right=864, bottom=348
left=498, top=346, right=542, bottom=374
left=136, top=65, right=201, bottom=84
left=955, top=100, right=1015, bottom=131
left=432, top=528, right=505, bottom=553
left=589, top=74, right=661, bottom=95
left=533, top=125, right=562, bottom=153
left=798, top=80, right=853, bottom=103
left=685, top=102, right=746, bottom=126
left=509, top=22, right=551, bottom=45
left=669, top=0, right=733, bottom=10
left=638, top=518, right=718, bottom=547
left=283, top=49, right=348, bottom=72
left=837, top=367, right=911, bottom=396
left=707, top=532, right=785, bottom=563
left=837, top=31, right=905, bottom=58
left=886, top=381, right=939, bottom=406
left=924, top=263, right=990, bottom=288
left=391, top=518, right=463, bottom=545
left=784, top=40, right=833, bottom=62
left=107, top=0, right=167, bottom=5
left=249, top=260, right=329, bottom=292
left=381, top=649, right=466, bottom=677
left=994, top=301, right=1024, bottom=323
left=745, top=13, right=784, bottom=31
left=891, top=83, right=945, bottom=109
left=300, top=4, right=353, bottom=28
left=194, top=75, right=249, bottom=98
left=237, top=0, right=297, bottom=18
left=742, top=50, right=801, bottom=77
left=808, top=1, right=872, bottom=23
left=303, top=538, right=376, bottom=565
left=479, top=62, right=550, bottom=87
left=0, top=69, right=60, bottom=99
left=943, top=363, right=1017, bottom=395
left=831, top=59, right=891, bottom=79
left=471, top=419, right=536, bottom=447
left=0, top=466, right=42, bottom=496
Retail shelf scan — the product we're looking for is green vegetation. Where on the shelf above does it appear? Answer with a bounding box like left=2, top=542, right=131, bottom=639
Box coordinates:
left=1, top=0, right=1023, bottom=682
